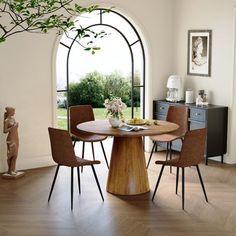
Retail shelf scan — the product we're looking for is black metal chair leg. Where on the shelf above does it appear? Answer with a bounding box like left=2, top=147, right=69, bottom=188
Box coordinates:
left=176, top=167, right=179, bottom=194
left=165, top=142, right=169, bottom=161
left=81, top=142, right=85, bottom=173
left=152, top=165, right=165, bottom=201
left=221, top=154, right=224, bottom=164
left=182, top=167, right=185, bottom=210
left=82, top=142, right=85, bottom=159
left=77, top=167, right=81, bottom=195
left=169, top=142, right=172, bottom=160
left=71, top=167, right=74, bottom=210
left=196, top=165, right=208, bottom=202
left=100, top=142, right=109, bottom=169
left=155, top=141, right=158, bottom=152
left=48, top=165, right=60, bottom=202
left=73, top=140, right=76, bottom=147
left=147, top=142, right=156, bottom=168
left=169, top=142, right=172, bottom=173
left=91, top=143, right=95, bottom=161
left=91, top=165, right=104, bottom=201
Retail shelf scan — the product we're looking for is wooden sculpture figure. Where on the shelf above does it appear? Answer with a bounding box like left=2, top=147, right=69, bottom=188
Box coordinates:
left=3, top=107, right=24, bottom=178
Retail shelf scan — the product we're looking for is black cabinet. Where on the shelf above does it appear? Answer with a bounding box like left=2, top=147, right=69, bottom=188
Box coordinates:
left=153, top=100, right=228, bottom=165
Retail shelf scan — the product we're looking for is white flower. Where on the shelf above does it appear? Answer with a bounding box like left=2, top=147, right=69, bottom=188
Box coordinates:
left=104, top=97, right=127, bottom=119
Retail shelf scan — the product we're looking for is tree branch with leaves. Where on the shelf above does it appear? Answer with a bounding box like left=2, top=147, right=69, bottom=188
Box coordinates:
left=0, top=0, right=108, bottom=53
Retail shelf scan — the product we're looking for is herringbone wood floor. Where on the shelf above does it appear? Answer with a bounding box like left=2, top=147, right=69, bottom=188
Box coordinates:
left=0, top=140, right=236, bottom=236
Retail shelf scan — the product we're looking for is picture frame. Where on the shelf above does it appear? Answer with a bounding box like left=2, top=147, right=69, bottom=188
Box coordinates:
left=187, top=30, right=212, bottom=77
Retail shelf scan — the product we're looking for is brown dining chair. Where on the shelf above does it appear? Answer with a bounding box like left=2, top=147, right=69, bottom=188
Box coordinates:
left=152, top=128, right=208, bottom=210
left=147, top=105, right=189, bottom=169
left=69, top=105, right=109, bottom=169
left=48, top=127, right=104, bottom=210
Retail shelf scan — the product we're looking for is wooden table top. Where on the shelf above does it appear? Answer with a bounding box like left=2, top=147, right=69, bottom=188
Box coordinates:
left=77, top=120, right=179, bottom=137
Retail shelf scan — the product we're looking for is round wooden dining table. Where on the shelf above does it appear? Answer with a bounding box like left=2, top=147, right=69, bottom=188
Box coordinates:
left=77, top=120, right=179, bottom=195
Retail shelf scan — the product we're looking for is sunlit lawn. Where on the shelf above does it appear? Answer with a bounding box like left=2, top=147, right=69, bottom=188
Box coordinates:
left=57, top=107, right=140, bottom=129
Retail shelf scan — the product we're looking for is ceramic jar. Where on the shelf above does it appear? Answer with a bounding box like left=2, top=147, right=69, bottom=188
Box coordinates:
left=109, top=117, right=121, bottom=128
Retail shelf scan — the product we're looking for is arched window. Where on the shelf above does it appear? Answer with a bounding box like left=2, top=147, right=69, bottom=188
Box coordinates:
left=56, top=9, right=145, bottom=129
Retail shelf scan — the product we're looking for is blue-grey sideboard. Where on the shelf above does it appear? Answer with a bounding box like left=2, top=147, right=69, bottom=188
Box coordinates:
left=153, top=100, right=228, bottom=165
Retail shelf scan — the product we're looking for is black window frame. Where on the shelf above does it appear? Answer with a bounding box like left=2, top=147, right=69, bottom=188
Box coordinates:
left=56, top=8, right=146, bottom=129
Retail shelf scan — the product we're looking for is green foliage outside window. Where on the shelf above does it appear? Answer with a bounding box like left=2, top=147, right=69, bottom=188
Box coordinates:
left=104, top=72, right=131, bottom=106
left=69, top=71, right=105, bottom=107
left=67, top=71, right=140, bottom=108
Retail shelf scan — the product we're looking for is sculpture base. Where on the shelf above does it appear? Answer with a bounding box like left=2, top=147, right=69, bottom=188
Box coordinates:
left=2, top=171, right=25, bottom=180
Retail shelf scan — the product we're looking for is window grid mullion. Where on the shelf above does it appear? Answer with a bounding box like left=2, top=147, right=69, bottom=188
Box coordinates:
left=56, top=8, right=145, bottom=127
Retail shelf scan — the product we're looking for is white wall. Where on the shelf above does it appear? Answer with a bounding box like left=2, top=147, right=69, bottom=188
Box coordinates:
left=0, top=33, right=56, bottom=172
left=0, top=0, right=174, bottom=172
left=172, top=0, right=236, bottom=163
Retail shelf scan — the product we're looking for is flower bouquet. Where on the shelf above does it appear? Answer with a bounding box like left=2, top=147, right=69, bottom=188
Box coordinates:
left=104, top=97, right=127, bottom=127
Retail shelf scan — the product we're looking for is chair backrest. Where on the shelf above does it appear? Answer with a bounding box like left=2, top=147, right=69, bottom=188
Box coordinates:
left=48, top=127, right=78, bottom=166
left=166, top=105, right=189, bottom=136
left=69, top=105, right=95, bottom=137
left=178, top=128, right=207, bottom=167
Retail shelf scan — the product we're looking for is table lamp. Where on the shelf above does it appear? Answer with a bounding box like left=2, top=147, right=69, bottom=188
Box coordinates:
left=166, top=75, right=183, bottom=102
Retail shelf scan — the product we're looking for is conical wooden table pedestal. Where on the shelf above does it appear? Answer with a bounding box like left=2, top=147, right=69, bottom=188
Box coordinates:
left=107, top=137, right=149, bottom=195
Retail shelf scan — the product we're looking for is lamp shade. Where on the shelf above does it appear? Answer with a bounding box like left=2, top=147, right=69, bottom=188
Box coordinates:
left=167, top=75, right=181, bottom=88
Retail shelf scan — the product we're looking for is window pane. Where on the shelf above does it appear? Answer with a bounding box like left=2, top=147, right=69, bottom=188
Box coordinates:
left=140, top=87, right=144, bottom=118
left=56, top=92, right=67, bottom=130
left=56, top=44, right=69, bottom=90
left=133, top=87, right=142, bottom=118
left=68, top=25, right=131, bottom=81
left=56, top=9, right=145, bottom=125
left=132, top=42, right=144, bottom=86
left=93, top=107, right=106, bottom=120
left=102, top=11, right=138, bottom=45
left=60, top=11, right=101, bottom=47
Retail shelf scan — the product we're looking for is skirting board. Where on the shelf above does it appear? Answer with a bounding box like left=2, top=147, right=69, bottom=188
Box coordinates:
left=0, top=155, right=55, bottom=173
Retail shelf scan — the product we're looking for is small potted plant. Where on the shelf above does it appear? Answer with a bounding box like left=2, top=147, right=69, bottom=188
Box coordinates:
left=104, top=97, right=127, bottom=127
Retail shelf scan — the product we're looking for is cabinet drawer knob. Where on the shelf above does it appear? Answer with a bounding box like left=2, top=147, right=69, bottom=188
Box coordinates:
left=160, top=107, right=165, bottom=110
left=195, top=112, right=201, bottom=116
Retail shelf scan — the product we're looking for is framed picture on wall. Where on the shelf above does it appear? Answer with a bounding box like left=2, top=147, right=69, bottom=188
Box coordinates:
left=187, top=30, right=212, bottom=76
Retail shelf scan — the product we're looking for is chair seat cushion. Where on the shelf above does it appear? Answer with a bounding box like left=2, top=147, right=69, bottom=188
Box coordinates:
left=76, top=156, right=101, bottom=166
left=155, top=156, right=194, bottom=167
left=155, top=157, right=179, bottom=166
left=72, top=133, right=107, bottom=142
left=150, top=133, right=184, bottom=142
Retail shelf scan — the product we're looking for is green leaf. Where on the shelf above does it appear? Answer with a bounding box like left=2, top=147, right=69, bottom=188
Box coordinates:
left=0, top=37, right=6, bottom=43
left=87, top=41, right=93, bottom=45
left=82, top=34, right=90, bottom=38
